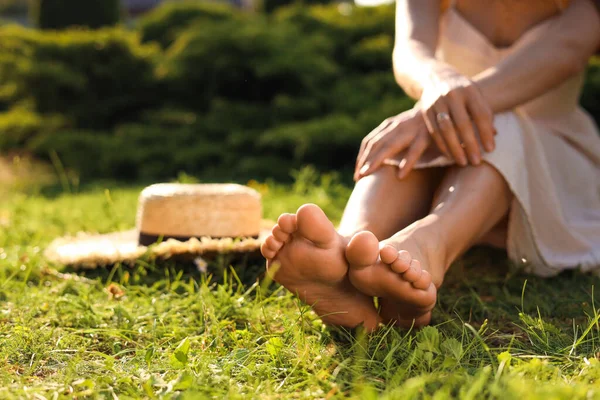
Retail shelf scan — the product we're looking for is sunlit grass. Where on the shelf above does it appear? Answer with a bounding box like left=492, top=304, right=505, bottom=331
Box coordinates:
left=1, top=168, right=599, bottom=399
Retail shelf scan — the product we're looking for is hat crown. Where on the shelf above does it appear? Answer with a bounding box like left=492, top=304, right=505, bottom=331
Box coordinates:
left=136, top=183, right=262, bottom=239
left=139, top=183, right=261, bottom=199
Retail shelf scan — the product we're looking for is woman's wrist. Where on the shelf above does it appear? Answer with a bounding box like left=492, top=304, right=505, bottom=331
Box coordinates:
left=393, top=45, right=453, bottom=98
left=474, top=68, right=528, bottom=114
left=472, top=74, right=502, bottom=113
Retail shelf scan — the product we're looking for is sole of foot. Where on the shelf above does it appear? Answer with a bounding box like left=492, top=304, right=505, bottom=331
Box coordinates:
left=260, top=203, right=381, bottom=331
left=345, top=231, right=438, bottom=329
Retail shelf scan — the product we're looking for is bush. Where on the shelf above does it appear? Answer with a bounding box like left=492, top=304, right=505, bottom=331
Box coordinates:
left=263, top=0, right=334, bottom=13
left=274, top=3, right=395, bottom=70
left=30, top=0, right=121, bottom=30
left=30, top=0, right=120, bottom=30
left=158, top=17, right=338, bottom=111
left=581, top=57, right=600, bottom=127
left=0, top=0, right=27, bottom=15
left=0, top=25, right=159, bottom=130
left=137, top=1, right=235, bottom=48
left=0, top=2, right=598, bottom=184
left=0, top=107, right=66, bottom=150
left=29, top=120, right=243, bottom=182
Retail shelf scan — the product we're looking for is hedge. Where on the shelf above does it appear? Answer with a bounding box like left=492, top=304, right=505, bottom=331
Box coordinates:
left=0, top=2, right=599, bottom=183
left=137, top=1, right=236, bottom=48
left=30, top=0, right=121, bottom=30
left=0, top=26, right=159, bottom=129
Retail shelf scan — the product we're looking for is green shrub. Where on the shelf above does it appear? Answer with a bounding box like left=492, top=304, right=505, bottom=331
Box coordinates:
left=29, top=121, right=245, bottom=182
left=274, top=3, right=395, bottom=69
left=257, top=95, right=414, bottom=171
left=0, top=107, right=66, bottom=150
left=262, top=0, right=333, bottom=13
left=30, top=0, right=121, bottom=30
left=581, top=57, right=600, bottom=127
left=0, top=0, right=27, bottom=15
left=0, top=25, right=159, bottom=130
left=159, top=17, right=338, bottom=110
left=348, top=34, right=394, bottom=72
left=137, top=1, right=235, bottom=48
left=1, top=2, right=598, bottom=184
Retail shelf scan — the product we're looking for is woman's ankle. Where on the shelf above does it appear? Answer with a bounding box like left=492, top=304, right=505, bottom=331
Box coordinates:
left=388, top=216, right=450, bottom=288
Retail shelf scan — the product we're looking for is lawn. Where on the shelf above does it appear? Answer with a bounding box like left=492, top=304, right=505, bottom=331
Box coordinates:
left=1, top=167, right=600, bottom=399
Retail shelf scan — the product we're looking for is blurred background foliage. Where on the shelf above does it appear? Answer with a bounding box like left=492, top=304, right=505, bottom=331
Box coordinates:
left=30, top=0, right=122, bottom=29
left=0, top=0, right=598, bottom=183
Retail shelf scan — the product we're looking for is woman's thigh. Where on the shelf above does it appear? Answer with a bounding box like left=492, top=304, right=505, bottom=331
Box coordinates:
left=338, top=165, right=446, bottom=240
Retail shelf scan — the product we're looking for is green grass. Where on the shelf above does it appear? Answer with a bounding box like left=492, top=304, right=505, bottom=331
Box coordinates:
left=1, top=168, right=600, bottom=399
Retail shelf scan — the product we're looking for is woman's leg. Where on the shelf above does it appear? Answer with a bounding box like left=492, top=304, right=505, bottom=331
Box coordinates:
left=260, top=165, right=445, bottom=331
left=338, top=166, right=445, bottom=239
left=346, top=162, right=512, bottom=326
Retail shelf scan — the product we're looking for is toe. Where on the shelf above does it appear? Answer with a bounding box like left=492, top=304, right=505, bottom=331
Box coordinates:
left=272, top=225, right=289, bottom=243
left=398, top=312, right=432, bottom=329
left=396, top=283, right=437, bottom=309
left=379, top=245, right=399, bottom=265
left=390, top=250, right=412, bottom=274
left=413, top=313, right=432, bottom=328
left=265, top=235, right=283, bottom=253
left=412, top=269, right=432, bottom=290
left=296, top=204, right=338, bottom=246
left=277, top=213, right=297, bottom=234
left=402, top=259, right=422, bottom=283
left=261, top=242, right=276, bottom=259
left=346, top=231, right=379, bottom=269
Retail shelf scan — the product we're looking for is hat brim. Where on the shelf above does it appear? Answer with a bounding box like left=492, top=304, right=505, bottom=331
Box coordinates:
left=44, top=220, right=274, bottom=269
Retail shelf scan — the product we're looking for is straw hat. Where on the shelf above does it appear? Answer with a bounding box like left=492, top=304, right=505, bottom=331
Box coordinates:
left=45, top=183, right=273, bottom=269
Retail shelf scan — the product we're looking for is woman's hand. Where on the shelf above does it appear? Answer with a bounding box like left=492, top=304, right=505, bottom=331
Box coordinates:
left=420, top=66, right=496, bottom=166
left=354, top=108, right=431, bottom=181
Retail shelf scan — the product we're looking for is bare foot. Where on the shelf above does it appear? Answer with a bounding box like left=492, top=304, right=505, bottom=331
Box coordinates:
left=260, top=204, right=382, bottom=330
left=345, top=229, right=443, bottom=328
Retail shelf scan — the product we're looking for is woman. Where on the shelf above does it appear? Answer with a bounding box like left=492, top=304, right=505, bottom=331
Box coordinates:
left=261, top=0, right=600, bottom=330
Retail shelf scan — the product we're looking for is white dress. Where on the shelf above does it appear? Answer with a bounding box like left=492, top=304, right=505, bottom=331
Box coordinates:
left=412, top=6, right=600, bottom=277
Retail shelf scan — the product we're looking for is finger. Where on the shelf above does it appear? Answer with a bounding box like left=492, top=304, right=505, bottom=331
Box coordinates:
left=355, top=140, right=373, bottom=181
left=430, top=128, right=450, bottom=158
left=356, top=119, right=393, bottom=163
left=356, top=119, right=405, bottom=175
left=422, top=109, right=450, bottom=157
left=421, top=108, right=437, bottom=138
left=355, top=119, right=394, bottom=180
left=466, top=89, right=496, bottom=152
left=356, top=127, right=392, bottom=178
left=421, top=108, right=450, bottom=156
left=359, top=133, right=412, bottom=179
left=397, top=133, right=429, bottom=180
left=358, top=148, right=392, bottom=178
left=446, top=99, right=480, bottom=165
left=433, top=104, right=466, bottom=165
left=355, top=141, right=374, bottom=180
left=382, top=158, right=401, bottom=168
left=430, top=108, right=467, bottom=166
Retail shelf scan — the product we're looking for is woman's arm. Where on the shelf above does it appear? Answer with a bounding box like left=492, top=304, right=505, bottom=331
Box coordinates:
left=357, top=0, right=600, bottom=181
left=391, top=0, right=445, bottom=100
left=475, top=0, right=600, bottom=113
left=393, top=0, right=496, bottom=166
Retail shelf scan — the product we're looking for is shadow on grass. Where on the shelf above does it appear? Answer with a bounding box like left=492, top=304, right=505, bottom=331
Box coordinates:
left=60, top=251, right=268, bottom=290
left=432, top=246, right=600, bottom=348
